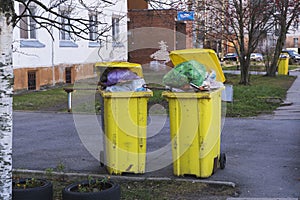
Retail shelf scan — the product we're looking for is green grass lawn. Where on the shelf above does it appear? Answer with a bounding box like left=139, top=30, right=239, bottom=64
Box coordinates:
left=289, top=65, right=300, bottom=71
left=13, top=73, right=296, bottom=117
left=13, top=87, right=68, bottom=111
left=224, top=74, right=296, bottom=117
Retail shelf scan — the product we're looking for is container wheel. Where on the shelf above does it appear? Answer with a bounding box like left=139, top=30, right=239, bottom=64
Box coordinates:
left=220, top=153, right=226, bottom=169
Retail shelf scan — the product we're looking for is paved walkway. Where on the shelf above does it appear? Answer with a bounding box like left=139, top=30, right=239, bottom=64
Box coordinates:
left=12, top=71, right=300, bottom=199
left=272, top=71, right=300, bottom=119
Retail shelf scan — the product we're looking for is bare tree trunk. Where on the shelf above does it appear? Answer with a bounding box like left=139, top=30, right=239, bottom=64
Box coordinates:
left=239, top=59, right=251, bottom=85
left=239, top=33, right=251, bottom=85
left=0, top=1, right=14, bottom=199
left=267, top=30, right=287, bottom=77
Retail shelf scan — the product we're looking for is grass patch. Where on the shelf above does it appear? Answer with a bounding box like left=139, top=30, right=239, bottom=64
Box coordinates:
left=69, top=89, right=101, bottom=113
left=13, top=87, right=68, bottom=111
left=289, top=65, right=300, bottom=71
left=224, top=73, right=296, bottom=117
left=13, top=171, right=238, bottom=200
left=222, top=63, right=266, bottom=71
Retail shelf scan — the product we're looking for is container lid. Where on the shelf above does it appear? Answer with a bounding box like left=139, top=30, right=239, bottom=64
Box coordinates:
left=169, top=49, right=226, bottom=82
left=99, top=89, right=153, bottom=98
left=95, top=62, right=144, bottom=77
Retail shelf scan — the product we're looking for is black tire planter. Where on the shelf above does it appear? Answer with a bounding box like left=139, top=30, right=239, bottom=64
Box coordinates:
left=62, top=180, right=121, bottom=200
left=12, top=178, right=53, bottom=200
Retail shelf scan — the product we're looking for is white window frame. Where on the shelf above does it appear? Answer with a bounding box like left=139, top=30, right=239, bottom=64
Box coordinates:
left=294, top=38, right=299, bottom=48
left=60, top=10, right=71, bottom=41
left=89, top=14, right=98, bottom=41
left=112, top=16, right=120, bottom=43
left=19, top=4, right=37, bottom=40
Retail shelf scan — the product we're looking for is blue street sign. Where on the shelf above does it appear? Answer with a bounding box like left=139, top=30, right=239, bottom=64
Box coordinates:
left=177, top=11, right=194, bottom=21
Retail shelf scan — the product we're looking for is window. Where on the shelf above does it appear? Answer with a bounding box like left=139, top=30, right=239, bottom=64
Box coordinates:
left=19, top=3, right=45, bottom=48
left=60, top=10, right=71, bottom=41
left=112, top=17, right=120, bottom=42
left=19, top=4, right=37, bottom=39
left=294, top=38, right=299, bottom=48
left=65, top=67, right=72, bottom=83
left=28, top=71, right=36, bottom=90
left=89, top=14, right=98, bottom=41
left=88, top=13, right=101, bottom=47
left=59, top=9, right=77, bottom=47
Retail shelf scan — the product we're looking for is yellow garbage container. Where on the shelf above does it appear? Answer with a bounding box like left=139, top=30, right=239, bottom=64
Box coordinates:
left=97, top=62, right=153, bottom=175
left=163, top=89, right=224, bottom=178
left=278, top=55, right=289, bottom=75
left=163, top=49, right=226, bottom=178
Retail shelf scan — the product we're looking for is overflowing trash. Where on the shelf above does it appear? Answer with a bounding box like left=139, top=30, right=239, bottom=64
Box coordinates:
left=97, top=49, right=225, bottom=93
left=163, top=60, right=206, bottom=88
left=100, top=68, right=147, bottom=92
left=163, top=60, right=224, bottom=92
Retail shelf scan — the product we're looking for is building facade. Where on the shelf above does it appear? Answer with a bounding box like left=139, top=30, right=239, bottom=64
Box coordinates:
left=285, top=15, right=300, bottom=53
left=127, top=0, right=193, bottom=67
left=13, top=0, right=128, bottom=91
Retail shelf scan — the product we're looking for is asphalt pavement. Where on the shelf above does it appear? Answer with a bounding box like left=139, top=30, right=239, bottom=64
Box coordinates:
left=12, top=71, right=300, bottom=199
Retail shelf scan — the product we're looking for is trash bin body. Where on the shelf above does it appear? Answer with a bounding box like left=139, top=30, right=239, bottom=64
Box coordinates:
left=96, top=62, right=152, bottom=175
left=100, top=91, right=152, bottom=175
left=163, top=88, right=223, bottom=178
left=278, top=57, right=289, bottom=75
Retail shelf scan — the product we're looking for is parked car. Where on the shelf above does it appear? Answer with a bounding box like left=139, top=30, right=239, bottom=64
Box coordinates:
left=250, top=53, right=263, bottom=62
left=223, top=53, right=238, bottom=62
left=281, top=49, right=300, bottom=64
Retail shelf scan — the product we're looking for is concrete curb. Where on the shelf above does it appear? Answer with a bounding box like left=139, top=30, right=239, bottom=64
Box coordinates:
left=13, top=168, right=236, bottom=188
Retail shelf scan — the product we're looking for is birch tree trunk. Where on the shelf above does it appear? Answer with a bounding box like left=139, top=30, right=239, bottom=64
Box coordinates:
left=0, top=0, right=14, bottom=199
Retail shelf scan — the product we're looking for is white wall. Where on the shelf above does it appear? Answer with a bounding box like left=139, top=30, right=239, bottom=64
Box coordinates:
left=13, top=0, right=128, bottom=69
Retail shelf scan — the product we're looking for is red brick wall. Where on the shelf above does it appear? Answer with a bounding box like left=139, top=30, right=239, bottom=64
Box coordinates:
left=128, top=0, right=148, bottom=9
left=285, top=35, right=300, bottom=52
left=128, top=9, right=193, bottom=66
left=128, top=9, right=177, bottom=29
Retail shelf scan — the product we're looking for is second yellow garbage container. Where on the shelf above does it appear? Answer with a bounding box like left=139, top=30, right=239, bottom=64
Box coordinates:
left=278, top=55, right=289, bottom=75
left=163, top=48, right=226, bottom=178
left=96, top=62, right=152, bottom=175
left=163, top=88, right=224, bottom=178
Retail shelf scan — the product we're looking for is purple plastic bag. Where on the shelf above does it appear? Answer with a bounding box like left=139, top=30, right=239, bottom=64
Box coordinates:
left=106, top=69, right=140, bottom=86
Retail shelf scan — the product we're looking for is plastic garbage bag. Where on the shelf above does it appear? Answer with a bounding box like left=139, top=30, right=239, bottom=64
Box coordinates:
left=163, top=60, right=206, bottom=88
left=105, top=78, right=147, bottom=92
left=131, top=78, right=147, bottom=91
left=203, top=70, right=224, bottom=90
left=106, top=84, right=132, bottom=92
left=101, top=68, right=140, bottom=86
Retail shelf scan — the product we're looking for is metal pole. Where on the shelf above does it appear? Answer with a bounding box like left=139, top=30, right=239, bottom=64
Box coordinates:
left=51, top=26, right=55, bottom=86
left=192, top=0, right=196, bottom=48
left=67, top=91, right=72, bottom=112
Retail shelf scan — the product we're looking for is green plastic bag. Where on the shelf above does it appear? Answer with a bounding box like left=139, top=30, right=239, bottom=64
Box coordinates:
left=163, top=60, right=206, bottom=88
